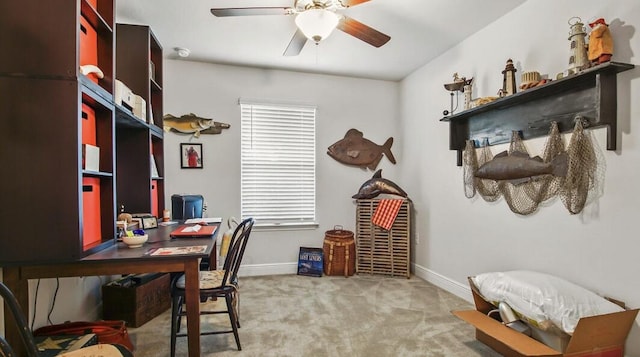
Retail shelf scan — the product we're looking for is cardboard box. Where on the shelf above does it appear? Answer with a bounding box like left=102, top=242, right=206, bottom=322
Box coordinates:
left=151, top=180, right=159, bottom=218
left=115, top=80, right=135, bottom=110
left=82, top=177, right=102, bottom=249
left=79, top=15, right=98, bottom=83
left=102, top=273, right=171, bottom=328
left=452, top=278, right=639, bottom=357
left=81, top=103, right=96, bottom=146
left=132, top=94, right=146, bottom=122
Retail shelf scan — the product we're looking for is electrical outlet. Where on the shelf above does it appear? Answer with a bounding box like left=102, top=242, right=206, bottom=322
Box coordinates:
left=415, top=232, right=420, bottom=245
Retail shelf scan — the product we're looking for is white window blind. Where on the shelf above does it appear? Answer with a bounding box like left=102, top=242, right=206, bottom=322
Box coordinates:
left=240, top=101, right=316, bottom=226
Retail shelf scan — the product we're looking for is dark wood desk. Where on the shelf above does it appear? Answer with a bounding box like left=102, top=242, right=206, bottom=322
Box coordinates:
left=2, top=223, right=218, bottom=357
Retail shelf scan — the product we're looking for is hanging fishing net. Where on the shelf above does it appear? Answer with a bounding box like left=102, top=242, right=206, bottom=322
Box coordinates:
left=559, top=120, right=602, bottom=214
left=463, top=140, right=477, bottom=199
left=463, top=138, right=500, bottom=201
left=462, top=120, right=602, bottom=215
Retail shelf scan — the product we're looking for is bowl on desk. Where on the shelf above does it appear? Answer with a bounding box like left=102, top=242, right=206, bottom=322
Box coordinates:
left=122, top=234, right=148, bottom=248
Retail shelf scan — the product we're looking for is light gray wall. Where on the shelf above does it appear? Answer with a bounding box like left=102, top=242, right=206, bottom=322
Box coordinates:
left=398, top=0, right=640, bottom=354
left=162, top=60, right=400, bottom=273
left=0, top=271, right=107, bottom=336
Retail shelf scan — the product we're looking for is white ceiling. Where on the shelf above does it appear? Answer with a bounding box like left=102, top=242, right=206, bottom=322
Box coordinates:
left=115, top=0, right=526, bottom=81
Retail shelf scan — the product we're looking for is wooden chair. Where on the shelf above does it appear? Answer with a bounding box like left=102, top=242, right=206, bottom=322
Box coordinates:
left=170, top=217, right=254, bottom=356
left=0, top=282, right=132, bottom=357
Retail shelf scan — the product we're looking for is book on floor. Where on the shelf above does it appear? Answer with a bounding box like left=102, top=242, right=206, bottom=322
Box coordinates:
left=297, top=247, right=323, bottom=277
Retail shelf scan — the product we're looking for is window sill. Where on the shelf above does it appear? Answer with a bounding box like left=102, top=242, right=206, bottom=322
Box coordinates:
left=253, top=222, right=319, bottom=232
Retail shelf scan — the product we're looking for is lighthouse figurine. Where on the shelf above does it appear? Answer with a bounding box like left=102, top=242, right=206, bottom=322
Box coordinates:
left=567, top=17, right=590, bottom=74
left=501, top=59, right=517, bottom=96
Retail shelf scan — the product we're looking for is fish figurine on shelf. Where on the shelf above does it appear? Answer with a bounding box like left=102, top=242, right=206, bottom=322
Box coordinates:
left=474, top=151, right=568, bottom=185
left=163, top=113, right=230, bottom=137
left=327, top=129, right=396, bottom=170
left=352, top=169, right=408, bottom=199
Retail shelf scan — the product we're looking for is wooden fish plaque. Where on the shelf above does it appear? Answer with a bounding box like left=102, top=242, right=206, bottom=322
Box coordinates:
left=327, top=129, right=396, bottom=170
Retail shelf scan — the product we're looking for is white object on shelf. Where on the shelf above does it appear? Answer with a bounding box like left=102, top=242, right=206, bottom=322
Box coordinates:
left=151, top=155, right=159, bottom=178
left=115, top=80, right=135, bottom=110
left=82, top=144, right=100, bottom=171
left=132, top=94, right=146, bottom=122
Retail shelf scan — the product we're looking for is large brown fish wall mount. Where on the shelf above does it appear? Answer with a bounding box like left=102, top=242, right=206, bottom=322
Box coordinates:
left=163, top=113, right=230, bottom=138
left=475, top=150, right=568, bottom=185
left=327, top=129, right=396, bottom=170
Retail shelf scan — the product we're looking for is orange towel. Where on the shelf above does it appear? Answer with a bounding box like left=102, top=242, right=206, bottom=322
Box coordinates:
left=372, top=199, right=404, bottom=230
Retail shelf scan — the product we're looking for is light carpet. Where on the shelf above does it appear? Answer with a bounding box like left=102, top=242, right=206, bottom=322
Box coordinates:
left=128, top=274, right=500, bottom=356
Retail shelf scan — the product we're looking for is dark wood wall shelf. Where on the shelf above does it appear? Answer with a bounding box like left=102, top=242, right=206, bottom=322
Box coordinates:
left=0, top=2, right=164, bottom=265
left=440, top=61, right=634, bottom=166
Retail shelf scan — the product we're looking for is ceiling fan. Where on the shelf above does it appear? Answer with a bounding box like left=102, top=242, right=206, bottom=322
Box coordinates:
left=211, top=0, right=391, bottom=56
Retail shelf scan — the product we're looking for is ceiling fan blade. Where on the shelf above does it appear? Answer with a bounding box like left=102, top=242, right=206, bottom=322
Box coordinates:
left=340, top=0, right=372, bottom=7
left=283, top=29, right=308, bottom=56
left=211, top=7, right=293, bottom=17
left=337, top=16, right=390, bottom=48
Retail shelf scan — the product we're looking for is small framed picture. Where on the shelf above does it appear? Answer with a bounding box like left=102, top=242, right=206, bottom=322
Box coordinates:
left=181, top=143, right=203, bottom=169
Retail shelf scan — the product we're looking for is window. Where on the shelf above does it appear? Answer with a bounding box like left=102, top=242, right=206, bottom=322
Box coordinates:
left=240, top=100, right=316, bottom=227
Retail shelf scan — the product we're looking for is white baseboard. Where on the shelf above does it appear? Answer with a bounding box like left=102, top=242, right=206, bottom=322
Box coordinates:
left=239, top=262, right=298, bottom=277
left=412, top=263, right=473, bottom=303
left=239, top=262, right=473, bottom=304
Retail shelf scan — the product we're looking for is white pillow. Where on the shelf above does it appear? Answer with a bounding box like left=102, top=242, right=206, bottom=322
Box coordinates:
left=471, top=270, right=624, bottom=334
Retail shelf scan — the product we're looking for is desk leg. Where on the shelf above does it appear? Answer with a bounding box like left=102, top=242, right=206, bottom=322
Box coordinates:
left=3, top=267, right=29, bottom=357
left=184, top=259, right=201, bottom=357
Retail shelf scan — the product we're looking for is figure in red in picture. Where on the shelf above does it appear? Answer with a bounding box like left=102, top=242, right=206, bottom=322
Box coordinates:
left=588, top=18, right=613, bottom=64
left=186, top=146, right=200, bottom=167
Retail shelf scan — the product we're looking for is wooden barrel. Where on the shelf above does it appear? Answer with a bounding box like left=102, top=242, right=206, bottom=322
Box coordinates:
left=323, top=226, right=356, bottom=277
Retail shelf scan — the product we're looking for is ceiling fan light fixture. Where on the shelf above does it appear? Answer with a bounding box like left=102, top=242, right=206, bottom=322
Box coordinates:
left=295, top=8, right=339, bottom=43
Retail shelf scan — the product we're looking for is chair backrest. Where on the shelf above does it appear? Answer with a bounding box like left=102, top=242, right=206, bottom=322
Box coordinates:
left=0, top=282, right=44, bottom=357
left=171, top=194, right=204, bottom=220
left=221, top=218, right=254, bottom=286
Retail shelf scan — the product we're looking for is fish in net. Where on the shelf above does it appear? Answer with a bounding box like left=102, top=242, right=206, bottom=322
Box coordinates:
left=462, top=120, right=601, bottom=215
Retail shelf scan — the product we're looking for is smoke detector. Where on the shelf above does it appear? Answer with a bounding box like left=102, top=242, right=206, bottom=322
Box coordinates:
left=175, top=47, right=191, bottom=58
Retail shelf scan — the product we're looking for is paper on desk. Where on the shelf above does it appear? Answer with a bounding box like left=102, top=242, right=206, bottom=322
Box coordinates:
left=184, top=217, right=223, bottom=224
left=181, top=224, right=202, bottom=232
left=150, top=245, right=207, bottom=256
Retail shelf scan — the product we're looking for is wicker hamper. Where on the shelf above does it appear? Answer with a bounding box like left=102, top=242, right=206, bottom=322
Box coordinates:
left=323, top=227, right=356, bottom=277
